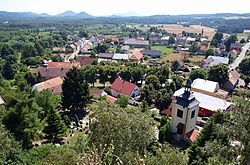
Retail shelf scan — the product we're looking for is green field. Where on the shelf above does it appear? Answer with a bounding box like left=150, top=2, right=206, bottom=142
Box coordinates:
left=151, top=46, right=173, bottom=62
left=151, top=46, right=173, bottom=55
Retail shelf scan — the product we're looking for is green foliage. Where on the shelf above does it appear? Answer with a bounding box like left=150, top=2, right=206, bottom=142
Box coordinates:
left=145, top=75, right=161, bottom=90
left=208, top=64, right=229, bottom=87
left=239, top=58, right=250, bottom=75
left=2, top=61, right=14, bottom=80
left=89, top=102, right=156, bottom=160
left=171, top=60, right=180, bottom=72
left=43, top=108, right=67, bottom=143
left=62, top=67, right=92, bottom=113
left=213, top=32, right=223, bottom=44
left=116, top=94, right=129, bottom=108
left=189, top=68, right=207, bottom=81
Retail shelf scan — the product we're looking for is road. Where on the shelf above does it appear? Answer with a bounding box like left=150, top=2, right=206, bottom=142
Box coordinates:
left=229, top=42, right=250, bottom=70
left=66, top=49, right=80, bottom=62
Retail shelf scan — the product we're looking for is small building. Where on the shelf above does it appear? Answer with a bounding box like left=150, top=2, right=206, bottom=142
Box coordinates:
left=32, top=77, right=63, bottom=94
left=129, top=51, right=143, bottom=62
left=160, top=36, right=170, bottom=46
left=124, top=39, right=149, bottom=48
left=119, top=45, right=130, bottom=54
left=171, top=80, right=200, bottom=144
left=112, top=53, right=130, bottom=61
left=143, top=49, right=162, bottom=58
left=76, top=56, right=96, bottom=66
left=201, top=56, right=229, bottom=70
left=174, top=87, right=232, bottom=117
left=110, top=78, right=140, bottom=98
left=148, top=60, right=162, bottom=67
left=191, top=78, right=229, bottom=99
left=230, top=43, right=242, bottom=51
left=97, top=53, right=114, bottom=59
left=224, top=69, right=241, bottom=91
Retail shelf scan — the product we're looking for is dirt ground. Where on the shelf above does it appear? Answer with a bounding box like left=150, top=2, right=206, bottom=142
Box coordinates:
left=166, top=51, right=205, bottom=63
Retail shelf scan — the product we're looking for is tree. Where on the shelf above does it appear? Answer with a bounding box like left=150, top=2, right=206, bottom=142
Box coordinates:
left=79, top=31, right=89, bottom=38
left=240, top=38, right=246, bottom=44
left=89, top=102, right=156, bottom=159
left=190, top=43, right=200, bottom=54
left=0, top=44, right=14, bottom=58
left=213, top=32, right=223, bottom=44
left=116, top=94, right=129, bottom=108
left=205, top=49, right=214, bottom=57
left=208, top=64, right=229, bottom=87
left=239, top=58, right=250, bottom=75
left=43, top=108, right=67, bottom=143
left=225, top=34, right=238, bottom=51
left=172, top=76, right=184, bottom=90
left=140, top=99, right=149, bottom=112
left=145, top=75, right=161, bottom=90
left=210, top=39, right=219, bottom=48
left=119, top=68, right=131, bottom=82
left=169, top=36, right=176, bottom=45
left=189, top=68, right=207, bottom=81
left=98, top=66, right=109, bottom=87
left=155, top=89, right=172, bottom=111
left=24, top=72, right=37, bottom=85
left=2, top=61, right=14, bottom=80
left=171, top=60, right=180, bottom=72
left=159, top=117, right=171, bottom=143
left=158, top=65, right=170, bottom=85
left=62, top=67, right=92, bottom=113
left=130, top=67, right=143, bottom=84
left=83, top=66, right=97, bottom=87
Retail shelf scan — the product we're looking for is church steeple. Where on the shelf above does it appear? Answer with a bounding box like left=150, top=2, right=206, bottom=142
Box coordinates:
left=184, top=79, right=192, bottom=94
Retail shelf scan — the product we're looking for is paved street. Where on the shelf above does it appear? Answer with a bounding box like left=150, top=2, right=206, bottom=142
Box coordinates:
left=230, top=42, right=250, bottom=70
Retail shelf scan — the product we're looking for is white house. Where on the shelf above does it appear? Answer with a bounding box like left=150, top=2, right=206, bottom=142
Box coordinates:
left=202, top=56, right=229, bottom=70
left=112, top=53, right=130, bottom=61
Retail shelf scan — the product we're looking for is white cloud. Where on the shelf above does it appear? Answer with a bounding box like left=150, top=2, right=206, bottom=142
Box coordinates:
left=0, top=0, right=249, bottom=16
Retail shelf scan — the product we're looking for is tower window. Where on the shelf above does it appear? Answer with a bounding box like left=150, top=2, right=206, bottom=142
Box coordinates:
left=191, top=110, right=195, bottom=119
left=177, top=109, right=183, bottom=118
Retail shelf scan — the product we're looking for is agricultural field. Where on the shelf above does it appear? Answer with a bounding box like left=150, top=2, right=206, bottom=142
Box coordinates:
left=151, top=46, right=173, bottom=62
left=165, top=51, right=205, bottom=63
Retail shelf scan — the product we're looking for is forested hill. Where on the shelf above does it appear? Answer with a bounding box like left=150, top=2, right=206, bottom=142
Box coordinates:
left=1, top=11, right=250, bottom=33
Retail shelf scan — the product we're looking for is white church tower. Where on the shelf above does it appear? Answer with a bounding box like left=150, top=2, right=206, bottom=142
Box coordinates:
left=171, top=80, right=199, bottom=143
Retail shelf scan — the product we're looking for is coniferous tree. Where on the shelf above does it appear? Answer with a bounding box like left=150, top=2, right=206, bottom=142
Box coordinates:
left=43, top=108, right=67, bottom=143
left=2, top=61, right=14, bottom=80
left=62, top=67, right=92, bottom=113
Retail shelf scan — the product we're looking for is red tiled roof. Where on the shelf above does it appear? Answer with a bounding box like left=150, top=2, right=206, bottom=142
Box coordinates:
left=38, top=67, right=71, bottom=79
left=186, top=129, right=199, bottom=143
left=130, top=51, right=143, bottom=61
left=47, top=62, right=80, bottom=68
left=33, top=77, right=63, bottom=94
left=76, top=56, right=96, bottom=66
left=110, top=78, right=137, bottom=96
left=106, top=95, right=117, bottom=104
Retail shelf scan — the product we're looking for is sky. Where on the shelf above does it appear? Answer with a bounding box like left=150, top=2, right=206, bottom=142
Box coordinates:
left=0, top=0, right=250, bottom=16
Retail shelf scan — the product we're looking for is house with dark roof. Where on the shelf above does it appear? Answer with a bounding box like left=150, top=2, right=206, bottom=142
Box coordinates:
left=32, top=77, right=63, bottom=94
left=76, top=56, right=96, bottom=66
left=110, top=78, right=140, bottom=98
left=124, top=39, right=149, bottom=48
left=97, top=53, right=114, bottom=59
left=119, top=45, right=130, bottom=54
left=143, top=49, right=162, bottom=58
left=38, top=62, right=80, bottom=80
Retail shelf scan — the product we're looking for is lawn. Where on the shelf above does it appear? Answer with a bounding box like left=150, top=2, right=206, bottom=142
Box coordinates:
left=151, top=46, right=173, bottom=62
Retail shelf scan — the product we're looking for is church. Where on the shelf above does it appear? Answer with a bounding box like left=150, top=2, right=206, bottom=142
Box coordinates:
left=170, top=80, right=200, bottom=144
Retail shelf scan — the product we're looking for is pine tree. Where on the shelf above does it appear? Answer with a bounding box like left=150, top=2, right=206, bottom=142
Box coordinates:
left=43, top=108, right=67, bottom=143
left=2, top=61, right=14, bottom=80
left=62, top=67, right=92, bottom=113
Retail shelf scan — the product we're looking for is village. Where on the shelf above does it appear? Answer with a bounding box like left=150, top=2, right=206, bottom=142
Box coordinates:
left=27, top=24, right=250, bottom=146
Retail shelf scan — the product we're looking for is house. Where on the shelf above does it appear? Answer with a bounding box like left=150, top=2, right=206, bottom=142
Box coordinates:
left=129, top=51, right=143, bottom=62
left=192, top=78, right=229, bottom=99
left=111, top=36, right=119, bottom=42
left=110, top=78, right=140, bottom=98
left=32, top=77, right=63, bottom=94
left=38, top=62, right=80, bottom=79
left=112, top=53, right=130, bottom=61
left=160, top=36, right=170, bottom=46
left=96, top=34, right=106, bottom=42
left=148, top=60, right=162, bottom=67
left=76, top=56, right=96, bottom=66
left=52, top=47, right=65, bottom=53
left=171, top=80, right=200, bottom=144
left=97, top=53, right=114, bottom=59
left=143, top=49, right=162, bottom=58
left=174, top=87, right=232, bottom=117
left=124, top=38, right=149, bottom=48
left=186, top=37, right=196, bottom=45
left=201, top=56, right=229, bottom=70
left=119, top=45, right=130, bottom=54
left=224, top=69, right=241, bottom=91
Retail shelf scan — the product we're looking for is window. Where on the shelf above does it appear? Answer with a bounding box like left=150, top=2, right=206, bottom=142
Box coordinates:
left=177, top=109, right=183, bottom=118
left=191, top=110, right=195, bottom=119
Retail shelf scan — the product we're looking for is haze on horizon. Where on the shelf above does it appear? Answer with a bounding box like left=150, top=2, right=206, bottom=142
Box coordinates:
left=0, top=0, right=250, bottom=16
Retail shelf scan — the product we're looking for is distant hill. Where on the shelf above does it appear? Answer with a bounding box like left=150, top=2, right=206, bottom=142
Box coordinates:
left=75, top=12, right=94, bottom=18
left=56, top=10, right=77, bottom=17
